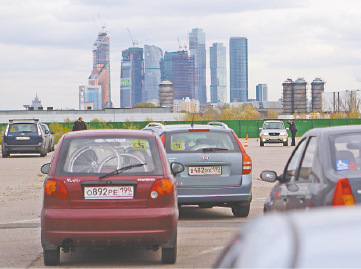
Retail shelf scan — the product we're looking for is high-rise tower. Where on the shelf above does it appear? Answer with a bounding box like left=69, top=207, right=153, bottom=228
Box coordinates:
left=120, top=47, right=144, bottom=108
left=256, top=84, right=268, bottom=102
left=210, top=43, right=227, bottom=103
left=89, top=29, right=112, bottom=109
left=229, top=37, right=248, bottom=103
left=311, top=78, right=325, bottom=112
left=162, top=51, right=195, bottom=100
left=282, top=78, right=307, bottom=114
left=144, top=45, right=163, bottom=101
left=189, top=28, right=207, bottom=104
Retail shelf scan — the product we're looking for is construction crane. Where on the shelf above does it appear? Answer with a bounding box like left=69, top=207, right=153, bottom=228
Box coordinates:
left=127, top=28, right=138, bottom=47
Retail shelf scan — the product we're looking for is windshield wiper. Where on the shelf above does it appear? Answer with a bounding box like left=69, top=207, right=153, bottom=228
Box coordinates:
left=202, top=147, right=228, bottom=152
left=99, top=163, right=147, bottom=180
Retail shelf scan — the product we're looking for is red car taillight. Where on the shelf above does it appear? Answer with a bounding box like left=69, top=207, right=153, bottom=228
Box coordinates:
left=160, top=133, right=166, bottom=146
left=149, top=179, right=174, bottom=199
left=232, top=132, right=252, bottom=175
left=45, top=180, right=69, bottom=200
left=332, top=178, right=355, bottom=206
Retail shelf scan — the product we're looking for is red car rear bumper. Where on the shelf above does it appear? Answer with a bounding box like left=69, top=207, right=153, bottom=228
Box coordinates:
left=41, top=207, right=178, bottom=247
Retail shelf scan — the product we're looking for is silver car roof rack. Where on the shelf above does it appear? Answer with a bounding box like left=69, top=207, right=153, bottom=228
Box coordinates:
left=207, top=122, right=229, bottom=129
left=144, top=122, right=165, bottom=130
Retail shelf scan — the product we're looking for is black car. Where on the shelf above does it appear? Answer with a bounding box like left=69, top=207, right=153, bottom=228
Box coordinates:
left=1, top=119, right=48, bottom=157
left=260, top=125, right=361, bottom=212
left=41, top=124, right=55, bottom=152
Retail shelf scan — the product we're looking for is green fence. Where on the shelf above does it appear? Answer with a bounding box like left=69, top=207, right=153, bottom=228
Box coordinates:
left=2, top=119, right=361, bottom=139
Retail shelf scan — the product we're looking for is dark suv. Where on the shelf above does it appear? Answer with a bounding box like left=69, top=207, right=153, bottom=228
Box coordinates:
left=143, top=122, right=252, bottom=217
left=1, top=119, right=48, bottom=157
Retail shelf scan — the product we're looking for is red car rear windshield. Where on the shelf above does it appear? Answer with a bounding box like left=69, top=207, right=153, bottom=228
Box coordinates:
left=55, top=136, right=164, bottom=176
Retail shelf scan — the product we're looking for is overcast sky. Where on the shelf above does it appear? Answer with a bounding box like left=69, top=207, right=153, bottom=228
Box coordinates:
left=1, top=0, right=361, bottom=110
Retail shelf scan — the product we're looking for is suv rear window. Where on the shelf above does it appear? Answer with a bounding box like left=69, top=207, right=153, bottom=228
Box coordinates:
left=165, top=131, right=240, bottom=153
left=55, top=136, right=163, bottom=175
left=9, top=124, right=38, bottom=133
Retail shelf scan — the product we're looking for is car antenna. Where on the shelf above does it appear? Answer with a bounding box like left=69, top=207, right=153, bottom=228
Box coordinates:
left=191, top=113, right=195, bottom=128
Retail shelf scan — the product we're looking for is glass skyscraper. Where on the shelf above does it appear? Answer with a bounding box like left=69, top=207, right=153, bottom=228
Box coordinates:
left=256, top=84, right=268, bottom=102
left=210, top=43, right=227, bottom=103
left=230, top=37, right=248, bottom=103
left=144, top=45, right=163, bottom=101
left=189, top=28, right=207, bottom=104
left=79, top=85, right=102, bottom=110
left=89, top=30, right=112, bottom=108
left=120, top=47, right=144, bottom=108
left=162, top=51, right=195, bottom=100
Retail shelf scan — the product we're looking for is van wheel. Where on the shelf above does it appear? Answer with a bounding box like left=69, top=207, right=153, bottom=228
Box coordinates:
left=43, top=247, right=60, bottom=266
left=232, top=203, right=250, bottom=217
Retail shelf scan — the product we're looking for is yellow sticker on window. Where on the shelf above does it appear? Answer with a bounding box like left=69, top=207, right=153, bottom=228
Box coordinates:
left=11, top=129, right=15, bottom=132
left=132, top=140, right=146, bottom=150
left=172, top=142, right=183, bottom=150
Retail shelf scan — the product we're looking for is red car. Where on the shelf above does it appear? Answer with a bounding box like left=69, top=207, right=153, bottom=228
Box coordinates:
left=40, top=129, right=184, bottom=266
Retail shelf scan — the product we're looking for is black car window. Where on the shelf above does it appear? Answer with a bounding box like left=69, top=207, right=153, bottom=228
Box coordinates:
left=55, top=136, right=163, bottom=176
left=165, top=131, right=240, bottom=153
left=284, top=138, right=307, bottom=182
left=297, top=137, right=317, bottom=182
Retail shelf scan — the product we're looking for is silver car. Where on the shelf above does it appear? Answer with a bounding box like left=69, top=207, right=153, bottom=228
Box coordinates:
left=213, top=206, right=361, bottom=268
left=259, top=120, right=288, bottom=146
left=143, top=122, right=252, bottom=217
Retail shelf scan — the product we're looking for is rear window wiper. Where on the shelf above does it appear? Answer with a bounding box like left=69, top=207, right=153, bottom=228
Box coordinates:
left=99, top=163, right=147, bottom=180
left=202, top=147, right=228, bottom=152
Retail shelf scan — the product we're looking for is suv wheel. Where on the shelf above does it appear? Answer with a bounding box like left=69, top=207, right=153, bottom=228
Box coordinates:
left=40, top=148, right=47, bottom=157
left=260, top=140, right=264, bottom=147
left=232, top=203, right=250, bottom=217
left=283, top=140, right=288, bottom=146
left=2, top=150, right=9, bottom=158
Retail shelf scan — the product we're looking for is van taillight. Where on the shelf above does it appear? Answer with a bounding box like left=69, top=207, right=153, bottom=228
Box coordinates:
left=232, top=132, right=252, bottom=175
left=332, top=178, right=355, bottom=206
left=45, top=180, right=69, bottom=200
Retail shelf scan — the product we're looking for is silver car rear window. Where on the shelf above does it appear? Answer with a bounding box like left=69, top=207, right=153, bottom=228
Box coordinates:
left=55, top=136, right=163, bottom=175
left=165, top=131, right=240, bottom=153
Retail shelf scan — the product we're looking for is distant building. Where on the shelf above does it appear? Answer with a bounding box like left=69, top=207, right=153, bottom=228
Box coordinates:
left=322, top=90, right=361, bottom=113
left=282, top=78, right=307, bottom=114
left=210, top=43, right=227, bottom=103
left=144, top=45, right=163, bottom=102
left=161, top=51, right=195, bottom=100
left=79, top=85, right=102, bottom=110
left=159, top=80, right=173, bottom=111
left=120, top=47, right=144, bottom=108
left=256, top=84, right=268, bottom=102
left=230, top=37, right=248, bottom=103
left=89, top=29, right=111, bottom=109
left=311, top=78, right=325, bottom=112
left=31, top=94, right=42, bottom=110
left=173, top=97, right=200, bottom=113
left=189, top=28, right=207, bottom=104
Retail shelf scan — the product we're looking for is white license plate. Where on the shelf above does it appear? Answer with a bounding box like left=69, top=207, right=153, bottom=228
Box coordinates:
left=84, top=186, right=134, bottom=199
left=188, top=166, right=222, bottom=176
left=16, top=136, right=30, bottom=140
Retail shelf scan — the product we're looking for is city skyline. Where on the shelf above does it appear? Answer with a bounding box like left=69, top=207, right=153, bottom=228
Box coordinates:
left=1, top=0, right=361, bottom=110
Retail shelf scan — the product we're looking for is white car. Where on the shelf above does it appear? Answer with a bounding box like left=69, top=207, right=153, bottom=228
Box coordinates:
left=213, top=206, right=361, bottom=268
left=259, top=120, right=288, bottom=146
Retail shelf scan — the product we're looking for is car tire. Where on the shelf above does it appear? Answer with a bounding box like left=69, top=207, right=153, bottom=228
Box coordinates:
left=2, top=151, right=9, bottom=158
left=43, top=247, right=60, bottom=266
left=260, top=140, right=264, bottom=147
left=283, top=140, right=288, bottom=146
left=232, top=203, right=250, bottom=217
left=51, top=143, right=55, bottom=151
left=162, top=245, right=177, bottom=264
left=40, top=148, right=47, bottom=157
